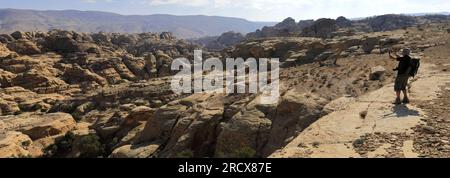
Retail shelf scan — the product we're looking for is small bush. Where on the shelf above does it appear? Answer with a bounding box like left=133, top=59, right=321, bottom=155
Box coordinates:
left=176, top=150, right=194, bottom=158
left=21, top=140, right=31, bottom=147
left=43, top=132, right=105, bottom=158
left=232, top=147, right=256, bottom=158
left=43, top=132, right=76, bottom=158
left=76, top=134, right=105, bottom=158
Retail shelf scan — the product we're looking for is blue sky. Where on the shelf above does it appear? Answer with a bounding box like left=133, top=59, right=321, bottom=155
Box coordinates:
left=1, top=0, right=449, bottom=21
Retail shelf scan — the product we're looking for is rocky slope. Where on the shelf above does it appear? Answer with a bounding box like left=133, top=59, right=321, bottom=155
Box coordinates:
left=193, top=14, right=450, bottom=51
left=1, top=16, right=450, bottom=158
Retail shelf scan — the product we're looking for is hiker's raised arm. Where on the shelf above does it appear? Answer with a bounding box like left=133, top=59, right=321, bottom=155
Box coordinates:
left=388, top=50, right=399, bottom=60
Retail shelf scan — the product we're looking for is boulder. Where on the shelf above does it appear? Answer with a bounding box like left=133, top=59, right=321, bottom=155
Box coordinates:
left=136, top=104, right=188, bottom=143
left=123, top=106, right=155, bottom=127
left=6, top=39, right=42, bottom=55
left=0, top=113, right=77, bottom=140
left=215, top=107, right=271, bottom=158
left=10, top=31, right=29, bottom=40
left=262, top=90, right=327, bottom=155
left=369, top=66, right=386, bottom=80
left=361, top=36, right=380, bottom=54
left=144, top=54, right=158, bottom=78
left=447, top=29, right=450, bottom=33
left=0, top=34, right=15, bottom=43
left=62, top=65, right=108, bottom=86
left=110, top=143, right=159, bottom=158
left=0, top=131, right=33, bottom=158
left=72, top=102, right=95, bottom=120
left=155, top=51, right=174, bottom=77
left=122, top=55, right=149, bottom=79
left=0, top=69, right=16, bottom=88
left=12, top=69, right=68, bottom=93
left=109, top=58, right=137, bottom=81
left=160, top=32, right=174, bottom=40
left=0, top=98, right=21, bottom=116
left=0, top=43, right=13, bottom=57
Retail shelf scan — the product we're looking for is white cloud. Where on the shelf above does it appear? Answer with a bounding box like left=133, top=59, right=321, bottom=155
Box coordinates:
left=140, top=0, right=210, bottom=6
left=75, top=0, right=450, bottom=21
left=139, top=0, right=315, bottom=9
left=81, top=0, right=113, bottom=3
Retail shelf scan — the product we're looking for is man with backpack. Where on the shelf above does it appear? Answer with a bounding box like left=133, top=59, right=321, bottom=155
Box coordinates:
left=389, top=48, right=420, bottom=105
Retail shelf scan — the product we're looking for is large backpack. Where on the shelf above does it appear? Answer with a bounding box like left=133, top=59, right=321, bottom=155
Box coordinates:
left=409, top=56, right=421, bottom=78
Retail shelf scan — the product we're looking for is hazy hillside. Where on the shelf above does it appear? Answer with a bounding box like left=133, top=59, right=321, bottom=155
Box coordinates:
left=0, top=9, right=275, bottom=39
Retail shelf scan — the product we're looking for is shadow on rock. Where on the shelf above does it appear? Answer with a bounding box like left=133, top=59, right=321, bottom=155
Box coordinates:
left=392, top=104, right=420, bottom=118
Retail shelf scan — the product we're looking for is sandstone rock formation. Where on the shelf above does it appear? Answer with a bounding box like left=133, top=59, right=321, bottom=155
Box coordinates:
left=0, top=131, right=33, bottom=158
left=0, top=113, right=76, bottom=140
left=0, top=15, right=449, bottom=158
left=369, top=66, right=387, bottom=80
left=6, top=39, right=41, bottom=55
left=301, top=18, right=338, bottom=38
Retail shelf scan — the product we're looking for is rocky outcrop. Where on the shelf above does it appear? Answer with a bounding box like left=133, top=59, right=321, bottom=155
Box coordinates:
left=0, top=34, right=15, bottom=43
left=361, top=36, right=380, bottom=54
left=110, top=143, right=159, bottom=158
left=336, top=16, right=353, bottom=28
left=12, top=69, right=68, bottom=93
left=62, top=64, right=108, bottom=86
left=122, top=55, right=150, bottom=79
left=366, top=14, right=417, bottom=32
left=43, top=30, right=81, bottom=53
left=6, top=39, right=41, bottom=55
left=246, top=17, right=312, bottom=38
left=0, top=113, right=77, bottom=140
left=154, top=51, right=174, bottom=77
left=0, top=98, right=20, bottom=116
left=0, top=69, right=16, bottom=88
left=193, top=31, right=246, bottom=50
left=159, top=32, right=174, bottom=40
left=126, top=88, right=330, bottom=158
left=301, top=18, right=338, bottom=38
left=0, top=19, right=440, bottom=159
left=0, top=131, right=33, bottom=158
left=216, top=90, right=328, bottom=157
left=10, top=31, right=30, bottom=40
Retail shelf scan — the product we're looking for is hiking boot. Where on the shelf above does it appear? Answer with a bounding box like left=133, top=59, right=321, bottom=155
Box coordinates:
left=393, top=98, right=402, bottom=105
left=402, top=97, right=410, bottom=104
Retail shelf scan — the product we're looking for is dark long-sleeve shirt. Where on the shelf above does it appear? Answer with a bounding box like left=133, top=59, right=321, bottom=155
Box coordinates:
left=396, top=55, right=411, bottom=75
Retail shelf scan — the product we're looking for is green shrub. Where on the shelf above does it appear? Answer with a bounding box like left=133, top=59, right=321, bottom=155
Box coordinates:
left=232, top=147, right=256, bottom=158
left=43, top=132, right=76, bottom=157
left=76, top=134, right=105, bottom=158
left=176, top=150, right=194, bottom=158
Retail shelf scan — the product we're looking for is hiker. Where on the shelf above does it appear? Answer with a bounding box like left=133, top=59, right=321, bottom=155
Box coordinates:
left=389, top=48, right=412, bottom=105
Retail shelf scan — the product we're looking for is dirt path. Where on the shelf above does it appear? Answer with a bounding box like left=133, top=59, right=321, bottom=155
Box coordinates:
left=270, top=63, right=450, bottom=158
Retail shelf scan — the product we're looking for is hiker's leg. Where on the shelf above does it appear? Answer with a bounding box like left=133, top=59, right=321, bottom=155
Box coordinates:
left=402, top=89, right=408, bottom=99
left=402, top=89, right=410, bottom=103
left=396, top=91, right=401, bottom=99
left=393, top=91, right=402, bottom=104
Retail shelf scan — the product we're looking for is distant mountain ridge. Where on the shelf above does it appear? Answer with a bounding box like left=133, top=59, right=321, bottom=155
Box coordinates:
left=0, top=9, right=276, bottom=39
